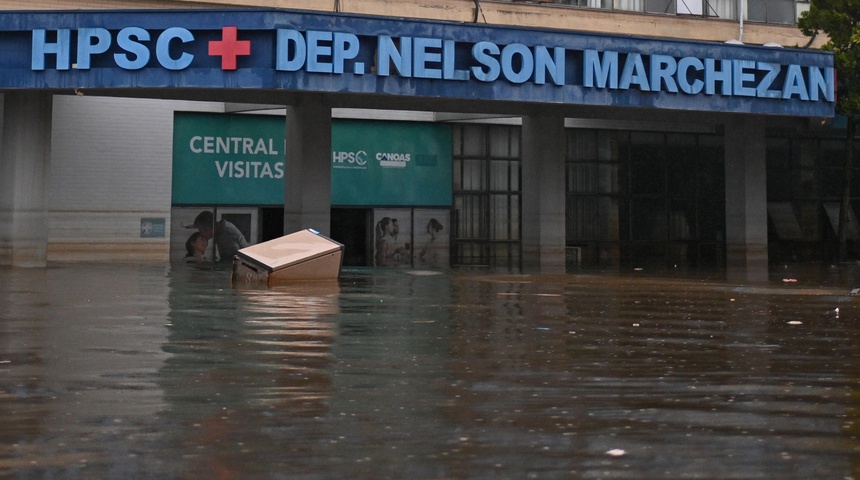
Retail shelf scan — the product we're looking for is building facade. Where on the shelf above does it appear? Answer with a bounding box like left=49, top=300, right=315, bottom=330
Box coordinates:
left=0, top=0, right=844, bottom=273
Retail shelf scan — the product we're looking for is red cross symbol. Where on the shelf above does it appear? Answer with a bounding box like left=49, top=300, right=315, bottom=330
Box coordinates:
left=208, top=26, right=251, bottom=70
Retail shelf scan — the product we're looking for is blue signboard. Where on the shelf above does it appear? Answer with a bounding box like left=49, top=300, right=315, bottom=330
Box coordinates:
left=0, top=9, right=835, bottom=117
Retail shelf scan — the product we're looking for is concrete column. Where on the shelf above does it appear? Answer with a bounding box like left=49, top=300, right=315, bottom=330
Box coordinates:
left=0, top=92, right=53, bottom=267
left=521, top=112, right=566, bottom=273
left=724, top=115, right=768, bottom=281
left=284, top=95, right=332, bottom=236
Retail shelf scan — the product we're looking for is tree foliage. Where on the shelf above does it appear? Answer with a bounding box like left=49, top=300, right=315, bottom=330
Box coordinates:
left=798, top=0, right=860, bottom=259
left=798, top=0, right=860, bottom=115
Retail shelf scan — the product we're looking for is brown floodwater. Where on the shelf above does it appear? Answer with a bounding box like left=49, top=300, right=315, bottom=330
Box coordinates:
left=0, top=263, right=858, bottom=479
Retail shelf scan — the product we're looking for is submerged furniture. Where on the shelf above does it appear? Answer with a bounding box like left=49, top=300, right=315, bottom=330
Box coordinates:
left=231, top=229, right=343, bottom=286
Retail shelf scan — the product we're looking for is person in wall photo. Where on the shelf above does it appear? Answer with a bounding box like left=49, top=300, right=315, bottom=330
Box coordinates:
left=419, top=218, right=443, bottom=267
left=375, top=216, right=394, bottom=266
left=193, top=210, right=249, bottom=263
left=375, top=216, right=411, bottom=266
left=184, top=231, right=215, bottom=263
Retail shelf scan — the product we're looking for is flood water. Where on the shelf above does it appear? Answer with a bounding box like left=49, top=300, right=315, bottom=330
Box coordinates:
left=0, top=263, right=858, bottom=479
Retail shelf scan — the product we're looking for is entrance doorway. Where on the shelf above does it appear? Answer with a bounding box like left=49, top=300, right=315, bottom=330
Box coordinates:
left=331, top=208, right=372, bottom=266
left=260, top=207, right=285, bottom=242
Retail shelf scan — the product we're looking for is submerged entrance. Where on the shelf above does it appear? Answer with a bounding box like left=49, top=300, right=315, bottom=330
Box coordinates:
left=331, top=208, right=371, bottom=266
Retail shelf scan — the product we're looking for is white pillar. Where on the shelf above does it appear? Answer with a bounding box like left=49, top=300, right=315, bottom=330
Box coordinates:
left=284, top=95, right=332, bottom=236
left=0, top=92, right=53, bottom=267
left=724, top=115, right=768, bottom=281
left=521, top=112, right=566, bottom=273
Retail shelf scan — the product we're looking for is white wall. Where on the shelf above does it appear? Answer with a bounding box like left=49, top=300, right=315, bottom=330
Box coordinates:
left=48, top=95, right=225, bottom=262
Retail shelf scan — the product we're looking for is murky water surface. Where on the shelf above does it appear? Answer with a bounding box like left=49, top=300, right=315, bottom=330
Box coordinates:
left=0, top=264, right=858, bottom=479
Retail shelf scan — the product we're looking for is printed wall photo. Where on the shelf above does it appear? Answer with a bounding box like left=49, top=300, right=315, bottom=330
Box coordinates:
left=413, top=209, right=449, bottom=269
left=371, top=208, right=450, bottom=268
left=373, top=209, right=412, bottom=267
left=170, top=207, right=255, bottom=264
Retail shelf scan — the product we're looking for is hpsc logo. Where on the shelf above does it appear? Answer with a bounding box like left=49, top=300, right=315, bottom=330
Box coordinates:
left=332, top=150, right=367, bottom=169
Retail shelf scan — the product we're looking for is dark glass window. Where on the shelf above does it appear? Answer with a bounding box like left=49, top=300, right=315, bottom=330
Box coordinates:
left=747, top=0, right=795, bottom=24
left=566, top=130, right=725, bottom=269
left=452, top=124, right=521, bottom=268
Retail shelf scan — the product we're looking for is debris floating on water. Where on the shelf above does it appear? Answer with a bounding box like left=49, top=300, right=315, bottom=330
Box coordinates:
left=406, top=270, right=443, bottom=276
left=606, top=449, right=626, bottom=457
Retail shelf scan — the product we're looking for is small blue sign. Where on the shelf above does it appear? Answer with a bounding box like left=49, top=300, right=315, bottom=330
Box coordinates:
left=140, top=218, right=166, bottom=238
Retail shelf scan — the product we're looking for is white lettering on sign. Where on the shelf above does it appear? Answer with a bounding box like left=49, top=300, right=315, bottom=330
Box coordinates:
left=215, top=160, right=284, bottom=179
left=376, top=152, right=411, bottom=168
left=189, top=136, right=280, bottom=155
left=32, top=27, right=194, bottom=70
left=29, top=26, right=835, bottom=104
left=581, top=49, right=834, bottom=101
left=332, top=150, right=368, bottom=167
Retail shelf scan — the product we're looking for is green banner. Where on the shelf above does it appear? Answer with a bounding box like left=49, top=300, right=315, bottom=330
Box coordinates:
left=172, top=112, right=286, bottom=205
left=332, top=120, right=452, bottom=206
left=172, top=114, right=452, bottom=206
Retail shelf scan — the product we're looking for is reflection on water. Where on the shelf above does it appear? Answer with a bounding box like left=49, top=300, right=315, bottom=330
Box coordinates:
left=158, top=269, right=339, bottom=478
left=0, top=264, right=858, bottom=479
left=447, top=274, right=859, bottom=478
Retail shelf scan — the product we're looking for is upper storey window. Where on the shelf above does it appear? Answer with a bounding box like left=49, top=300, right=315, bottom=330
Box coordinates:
left=504, top=0, right=807, bottom=25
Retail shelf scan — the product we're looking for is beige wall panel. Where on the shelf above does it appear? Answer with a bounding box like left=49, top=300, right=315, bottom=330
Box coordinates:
left=4, top=0, right=825, bottom=47
left=48, top=96, right=225, bottom=263
left=48, top=240, right=169, bottom=263
left=1, top=0, right=221, bottom=9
